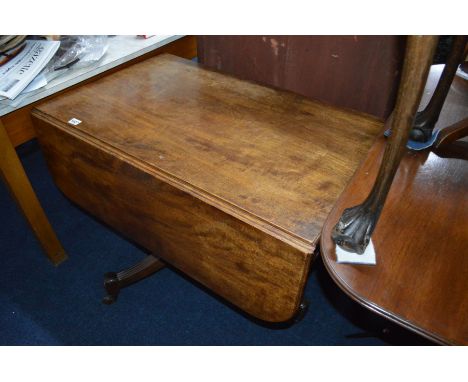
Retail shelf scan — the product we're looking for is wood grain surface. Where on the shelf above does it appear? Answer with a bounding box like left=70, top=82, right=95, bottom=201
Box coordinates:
left=2, top=35, right=197, bottom=148
left=320, top=68, right=468, bottom=344
left=33, top=115, right=312, bottom=321
left=330, top=35, right=438, bottom=254
left=32, top=53, right=382, bottom=321
left=0, top=120, right=67, bottom=265
left=198, top=35, right=405, bottom=119
left=32, top=54, right=383, bottom=252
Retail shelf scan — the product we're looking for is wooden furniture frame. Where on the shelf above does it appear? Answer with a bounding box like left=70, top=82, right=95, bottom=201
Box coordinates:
left=197, top=36, right=405, bottom=119
left=331, top=36, right=439, bottom=254
left=0, top=36, right=196, bottom=265
left=320, top=68, right=468, bottom=345
left=103, top=255, right=166, bottom=304
left=31, top=53, right=382, bottom=322
left=22, top=35, right=466, bottom=332
left=0, top=119, right=67, bottom=264
left=323, top=36, right=468, bottom=344
left=332, top=35, right=468, bottom=254
left=411, top=36, right=467, bottom=142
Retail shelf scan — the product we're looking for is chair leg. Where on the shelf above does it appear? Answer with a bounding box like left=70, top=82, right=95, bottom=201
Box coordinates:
left=434, top=117, right=468, bottom=150
left=103, top=255, right=165, bottom=304
left=410, top=35, right=467, bottom=142
left=331, top=36, right=439, bottom=254
left=0, top=120, right=67, bottom=265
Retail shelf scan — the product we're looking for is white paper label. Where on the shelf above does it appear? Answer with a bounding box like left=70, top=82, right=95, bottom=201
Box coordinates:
left=68, top=118, right=82, bottom=126
left=336, top=239, right=377, bottom=265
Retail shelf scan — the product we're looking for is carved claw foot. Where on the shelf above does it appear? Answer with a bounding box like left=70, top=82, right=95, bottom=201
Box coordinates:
left=409, top=112, right=435, bottom=142
left=331, top=204, right=377, bottom=254
left=332, top=36, right=438, bottom=256
left=409, top=128, right=432, bottom=143
left=410, top=36, right=468, bottom=143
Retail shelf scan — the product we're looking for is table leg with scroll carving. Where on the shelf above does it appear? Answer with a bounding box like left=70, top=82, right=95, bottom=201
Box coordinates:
left=103, top=255, right=165, bottom=304
left=410, top=35, right=467, bottom=142
left=331, top=36, right=439, bottom=254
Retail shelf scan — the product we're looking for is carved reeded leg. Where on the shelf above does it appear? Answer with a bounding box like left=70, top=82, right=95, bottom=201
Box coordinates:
left=103, top=255, right=165, bottom=304
left=410, top=35, right=467, bottom=142
left=332, top=36, right=439, bottom=254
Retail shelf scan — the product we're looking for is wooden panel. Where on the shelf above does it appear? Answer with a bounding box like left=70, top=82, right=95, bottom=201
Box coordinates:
left=32, top=54, right=383, bottom=252
left=1, top=106, right=37, bottom=147
left=197, top=36, right=405, bottom=119
left=32, top=116, right=312, bottom=322
left=321, top=137, right=468, bottom=345
left=1, top=35, right=197, bottom=148
left=320, top=72, right=468, bottom=345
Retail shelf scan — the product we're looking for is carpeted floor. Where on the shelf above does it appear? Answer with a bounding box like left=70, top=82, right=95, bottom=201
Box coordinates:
left=0, top=140, right=432, bottom=345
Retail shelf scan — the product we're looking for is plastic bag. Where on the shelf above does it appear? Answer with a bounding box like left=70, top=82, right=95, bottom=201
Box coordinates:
left=50, top=35, right=108, bottom=71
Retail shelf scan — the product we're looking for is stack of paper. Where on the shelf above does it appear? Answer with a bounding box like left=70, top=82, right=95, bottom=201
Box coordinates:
left=0, top=40, right=60, bottom=101
left=0, top=35, right=26, bottom=56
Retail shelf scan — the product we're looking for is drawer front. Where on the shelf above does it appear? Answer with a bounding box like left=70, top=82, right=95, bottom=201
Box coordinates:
left=33, top=116, right=312, bottom=322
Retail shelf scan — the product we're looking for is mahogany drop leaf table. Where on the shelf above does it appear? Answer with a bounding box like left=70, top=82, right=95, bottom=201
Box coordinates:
left=31, top=54, right=382, bottom=322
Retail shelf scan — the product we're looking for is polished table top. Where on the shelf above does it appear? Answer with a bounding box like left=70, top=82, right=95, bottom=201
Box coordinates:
left=320, top=66, right=468, bottom=345
left=33, top=53, right=383, bottom=253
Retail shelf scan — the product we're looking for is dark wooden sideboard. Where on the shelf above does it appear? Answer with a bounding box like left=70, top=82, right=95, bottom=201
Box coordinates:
left=198, top=35, right=405, bottom=119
